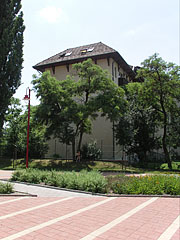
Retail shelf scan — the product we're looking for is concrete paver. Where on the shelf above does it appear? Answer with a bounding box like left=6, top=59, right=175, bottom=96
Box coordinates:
left=0, top=170, right=13, bottom=180
left=0, top=170, right=179, bottom=239
left=1, top=180, right=97, bottom=197
left=0, top=196, right=179, bottom=240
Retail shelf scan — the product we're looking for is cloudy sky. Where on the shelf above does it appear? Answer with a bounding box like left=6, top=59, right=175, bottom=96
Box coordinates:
left=15, top=0, right=179, bottom=105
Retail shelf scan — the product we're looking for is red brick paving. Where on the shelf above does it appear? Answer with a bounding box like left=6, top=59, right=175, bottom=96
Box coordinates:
left=171, top=228, right=180, bottom=240
left=99, top=198, right=180, bottom=240
left=0, top=196, right=179, bottom=240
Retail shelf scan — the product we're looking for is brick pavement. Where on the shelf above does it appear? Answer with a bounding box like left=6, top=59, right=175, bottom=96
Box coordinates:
left=0, top=170, right=180, bottom=239
left=0, top=196, right=179, bottom=240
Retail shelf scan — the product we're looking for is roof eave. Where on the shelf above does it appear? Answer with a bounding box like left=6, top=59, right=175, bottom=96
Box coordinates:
left=33, top=52, right=135, bottom=79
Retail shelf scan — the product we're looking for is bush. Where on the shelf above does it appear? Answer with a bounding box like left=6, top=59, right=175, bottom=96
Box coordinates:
left=0, top=182, right=13, bottom=194
left=81, top=141, right=101, bottom=161
left=11, top=169, right=108, bottom=193
left=111, top=175, right=180, bottom=195
left=160, top=162, right=180, bottom=170
left=11, top=169, right=180, bottom=195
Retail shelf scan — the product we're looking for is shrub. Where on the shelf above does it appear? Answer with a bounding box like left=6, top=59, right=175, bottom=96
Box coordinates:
left=160, top=162, right=180, bottom=170
left=81, top=141, right=101, bottom=161
left=0, top=182, right=13, bottom=194
left=11, top=169, right=108, bottom=193
left=111, top=175, right=180, bottom=195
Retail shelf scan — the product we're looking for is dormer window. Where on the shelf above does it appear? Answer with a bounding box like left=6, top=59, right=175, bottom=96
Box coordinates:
left=65, top=52, right=72, bottom=57
left=80, top=47, right=94, bottom=55
left=81, top=49, right=87, bottom=54
left=60, top=53, right=66, bottom=57
left=87, top=47, right=94, bottom=52
left=60, top=52, right=72, bottom=58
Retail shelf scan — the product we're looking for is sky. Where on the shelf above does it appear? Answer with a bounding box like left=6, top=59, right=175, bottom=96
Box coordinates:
left=14, top=0, right=180, bottom=106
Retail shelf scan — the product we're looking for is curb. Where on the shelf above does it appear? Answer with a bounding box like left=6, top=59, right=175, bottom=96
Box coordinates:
left=1, top=180, right=180, bottom=198
left=0, top=192, right=37, bottom=197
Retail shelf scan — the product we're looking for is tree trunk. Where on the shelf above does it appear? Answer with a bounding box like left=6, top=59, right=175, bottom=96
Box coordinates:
left=162, top=124, right=172, bottom=169
left=158, top=78, right=172, bottom=170
left=72, top=138, right=76, bottom=161
left=77, top=131, right=83, bottom=152
left=161, top=105, right=172, bottom=169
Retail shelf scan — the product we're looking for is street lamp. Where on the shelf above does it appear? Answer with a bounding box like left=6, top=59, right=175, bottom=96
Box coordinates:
left=23, top=88, right=31, bottom=168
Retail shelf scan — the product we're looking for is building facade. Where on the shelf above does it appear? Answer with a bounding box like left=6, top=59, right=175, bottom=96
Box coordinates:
left=33, top=42, right=136, bottom=159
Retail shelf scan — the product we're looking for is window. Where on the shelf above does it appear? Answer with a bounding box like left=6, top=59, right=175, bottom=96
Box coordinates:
left=81, top=49, right=87, bottom=54
left=60, top=52, right=72, bottom=57
left=65, top=52, right=72, bottom=57
left=112, top=62, right=114, bottom=81
left=80, top=47, right=94, bottom=55
left=87, top=47, right=94, bottom=52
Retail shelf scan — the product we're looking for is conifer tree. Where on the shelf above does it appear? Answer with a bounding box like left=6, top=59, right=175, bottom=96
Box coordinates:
left=0, top=0, right=25, bottom=135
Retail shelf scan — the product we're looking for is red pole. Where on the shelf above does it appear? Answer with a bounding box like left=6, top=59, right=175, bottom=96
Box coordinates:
left=26, top=89, right=30, bottom=168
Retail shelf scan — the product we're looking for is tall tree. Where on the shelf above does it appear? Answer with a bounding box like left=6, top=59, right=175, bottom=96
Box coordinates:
left=115, top=82, right=159, bottom=166
left=137, top=54, right=180, bottom=169
left=32, top=59, right=126, bottom=159
left=2, top=99, right=48, bottom=158
left=0, top=0, right=25, bottom=135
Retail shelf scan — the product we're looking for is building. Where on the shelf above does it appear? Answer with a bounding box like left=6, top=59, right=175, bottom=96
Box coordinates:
left=33, top=42, right=136, bottom=159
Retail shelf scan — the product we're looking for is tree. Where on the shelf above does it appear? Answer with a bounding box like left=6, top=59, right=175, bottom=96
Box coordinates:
left=115, top=82, right=159, bottom=166
left=137, top=54, right=180, bottom=169
left=32, top=59, right=126, bottom=160
left=0, top=0, right=25, bottom=135
left=2, top=99, right=48, bottom=158
left=72, top=59, right=126, bottom=152
left=1, top=97, right=22, bottom=158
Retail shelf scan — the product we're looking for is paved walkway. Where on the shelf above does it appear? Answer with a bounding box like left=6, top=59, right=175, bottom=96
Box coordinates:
left=0, top=180, right=98, bottom=197
left=0, top=170, right=14, bottom=180
left=0, top=170, right=179, bottom=239
left=0, top=196, right=179, bottom=239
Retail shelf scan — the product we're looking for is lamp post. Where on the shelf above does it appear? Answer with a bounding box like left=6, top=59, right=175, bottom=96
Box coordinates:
left=23, top=88, right=31, bottom=168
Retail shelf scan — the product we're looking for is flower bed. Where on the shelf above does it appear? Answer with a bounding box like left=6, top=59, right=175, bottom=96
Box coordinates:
left=11, top=169, right=180, bottom=195
left=110, top=175, right=180, bottom=195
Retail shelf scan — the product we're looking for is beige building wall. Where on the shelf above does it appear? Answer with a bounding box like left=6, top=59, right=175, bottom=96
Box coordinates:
left=44, top=57, right=127, bottom=159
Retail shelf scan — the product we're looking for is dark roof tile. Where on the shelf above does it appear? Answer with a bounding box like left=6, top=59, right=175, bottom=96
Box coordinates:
left=33, top=42, right=135, bottom=79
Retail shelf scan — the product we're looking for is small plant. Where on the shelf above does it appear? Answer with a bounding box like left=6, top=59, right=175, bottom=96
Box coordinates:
left=52, top=154, right=61, bottom=160
left=11, top=169, right=108, bottom=193
left=0, top=182, right=13, bottom=194
left=81, top=141, right=101, bottom=161
left=110, top=175, right=180, bottom=195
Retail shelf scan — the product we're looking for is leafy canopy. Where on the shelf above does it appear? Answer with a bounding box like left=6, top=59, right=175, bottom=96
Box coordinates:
left=0, top=0, right=25, bottom=134
left=32, top=59, right=126, bottom=153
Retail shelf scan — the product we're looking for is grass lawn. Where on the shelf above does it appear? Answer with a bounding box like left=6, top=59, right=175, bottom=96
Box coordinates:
left=0, top=158, right=180, bottom=175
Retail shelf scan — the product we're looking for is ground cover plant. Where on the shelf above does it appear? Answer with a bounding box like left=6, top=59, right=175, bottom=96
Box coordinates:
left=11, top=169, right=107, bottom=193
left=0, top=182, right=13, bottom=194
left=11, top=169, right=180, bottom=195
left=109, top=175, right=180, bottom=195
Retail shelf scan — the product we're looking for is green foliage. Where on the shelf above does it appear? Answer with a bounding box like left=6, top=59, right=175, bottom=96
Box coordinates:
left=0, top=0, right=25, bottom=134
left=115, top=82, right=159, bottom=165
left=11, top=169, right=108, bottom=193
left=160, top=162, right=180, bottom=170
left=11, top=168, right=180, bottom=195
left=0, top=182, right=13, bottom=194
left=81, top=141, right=101, bottom=161
left=111, top=175, right=180, bottom=195
left=1, top=97, right=22, bottom=157
left=2, top=98, right=48, bottom=158
left=32, top=59, right=126, bottom=157
left=137, top=54, right=180, bottom=169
